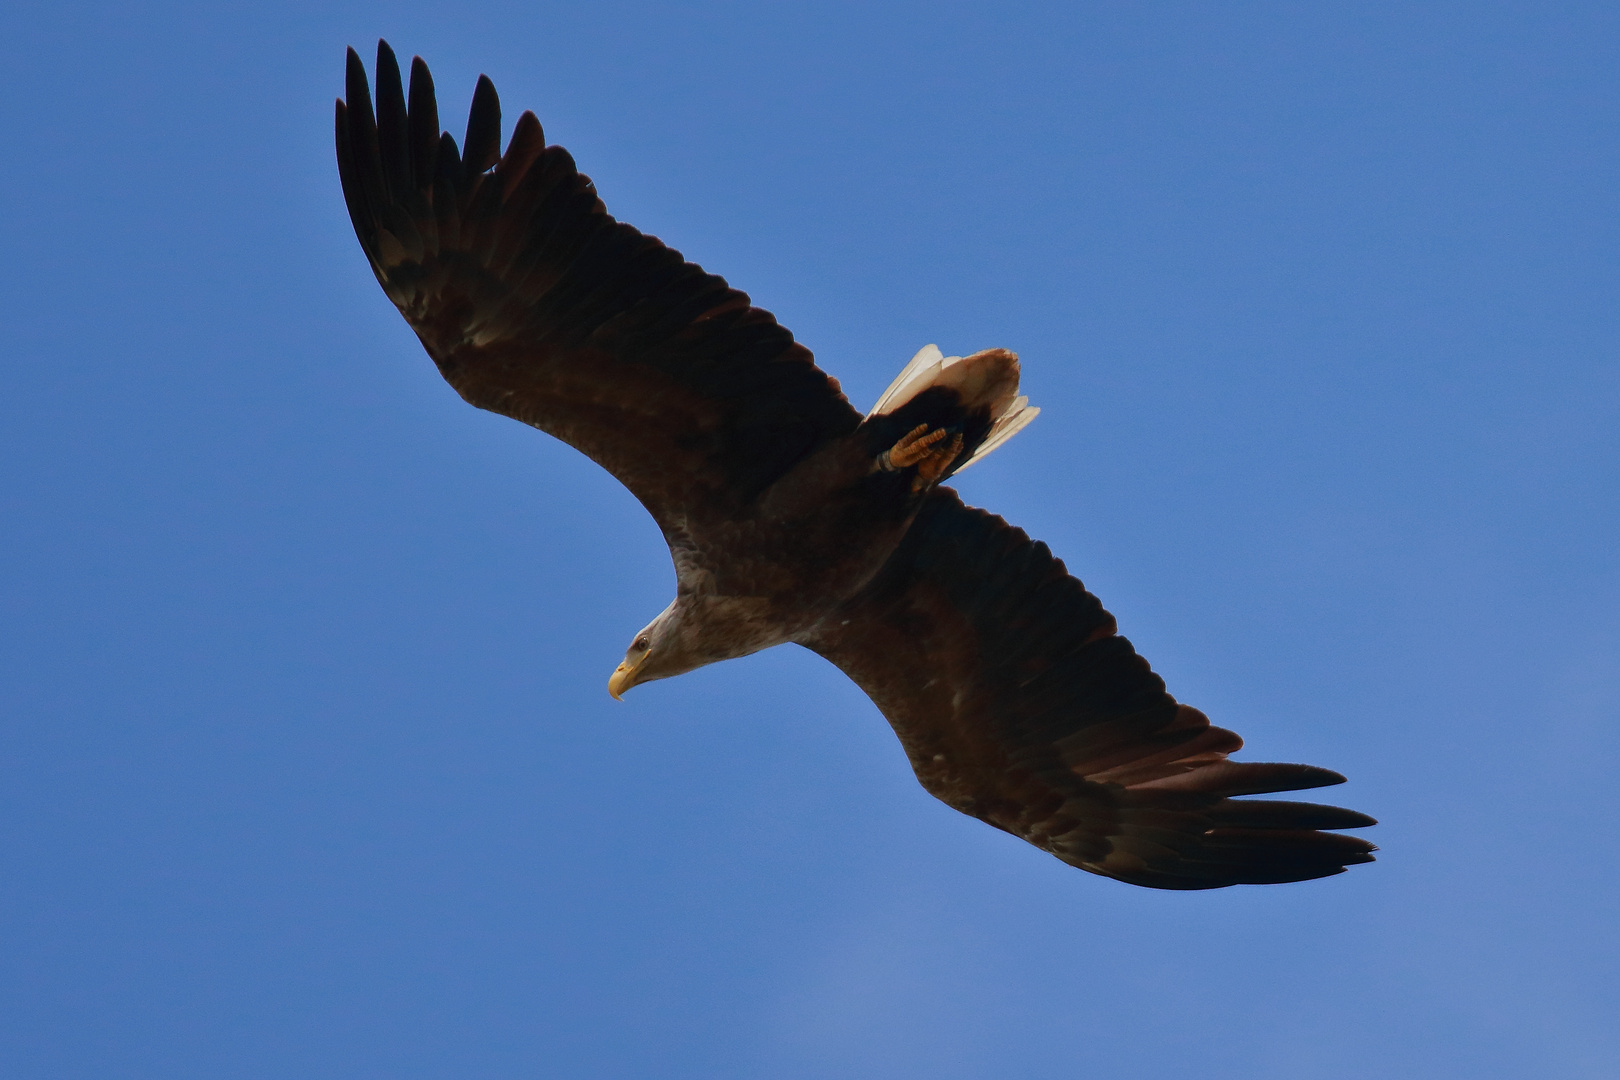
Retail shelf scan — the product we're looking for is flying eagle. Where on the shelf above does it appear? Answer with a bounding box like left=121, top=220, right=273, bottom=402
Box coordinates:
left=335, top=42, right=1375, bottom=890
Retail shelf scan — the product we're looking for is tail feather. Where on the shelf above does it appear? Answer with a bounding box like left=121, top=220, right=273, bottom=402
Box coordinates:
left=955, top=393, right=1040, bottom=473
left=868, top=345, right=1040, bottom=473
left=868, top=344, right=951, bottom=418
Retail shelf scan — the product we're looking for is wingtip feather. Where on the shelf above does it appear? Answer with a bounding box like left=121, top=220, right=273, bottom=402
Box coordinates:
left=344, top=46, right=374, bottom=128
left=464, top=73, right=502, bottom=175
left=407, top=55, right=441, bottom=184
left=374, top=40, right=411, bottom=197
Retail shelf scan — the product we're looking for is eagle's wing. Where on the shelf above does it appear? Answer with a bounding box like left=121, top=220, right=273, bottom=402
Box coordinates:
left=805, top=489, right=1375, bottom=890
left=336, top=43, right=861, bottom=534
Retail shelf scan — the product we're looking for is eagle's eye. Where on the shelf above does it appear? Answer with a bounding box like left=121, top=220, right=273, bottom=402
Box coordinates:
left=633, top=636, right=650, bottom=652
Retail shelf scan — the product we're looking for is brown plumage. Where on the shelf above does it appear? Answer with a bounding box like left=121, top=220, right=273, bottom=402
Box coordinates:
left=336, top=41, right=1375, bottom=890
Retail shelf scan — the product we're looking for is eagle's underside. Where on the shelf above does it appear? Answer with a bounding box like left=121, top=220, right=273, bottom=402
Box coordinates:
left=336, top=41, right=1376, bottom=890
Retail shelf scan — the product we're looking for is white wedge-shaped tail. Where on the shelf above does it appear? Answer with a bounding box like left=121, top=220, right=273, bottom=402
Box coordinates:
left=868, top=344, right=1040, bottom=472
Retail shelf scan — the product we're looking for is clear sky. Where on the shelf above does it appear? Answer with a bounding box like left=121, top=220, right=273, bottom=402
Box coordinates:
left=2, top=2, right=1616, bottom=1077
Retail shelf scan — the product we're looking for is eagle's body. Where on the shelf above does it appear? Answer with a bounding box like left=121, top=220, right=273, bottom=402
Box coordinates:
left=337, top=42, right=1376, bottom=890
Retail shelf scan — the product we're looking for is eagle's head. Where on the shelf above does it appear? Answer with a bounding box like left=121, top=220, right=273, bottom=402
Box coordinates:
left=608, top=593, right=785, bottom=699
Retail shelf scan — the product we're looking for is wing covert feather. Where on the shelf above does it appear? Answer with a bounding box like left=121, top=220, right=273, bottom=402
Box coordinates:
left=336, top=43, right=861, bottom=533
left=806, top=490, right=1375, bottom=890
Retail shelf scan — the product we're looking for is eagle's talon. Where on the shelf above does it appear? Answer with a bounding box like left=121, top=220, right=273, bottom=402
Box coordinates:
left=881, top=424, right=947, bottom=470
left=909, top=432, right=964, bottom=491
left=877, top=424, right=963, bottom=490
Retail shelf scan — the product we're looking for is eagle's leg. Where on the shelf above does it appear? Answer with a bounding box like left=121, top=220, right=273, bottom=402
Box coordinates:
left=878, top=424, right=966, bottom=492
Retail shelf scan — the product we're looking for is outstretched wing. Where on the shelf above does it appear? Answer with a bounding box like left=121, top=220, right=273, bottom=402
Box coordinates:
left=805, top=490, right=1375, bottom=890
left=335, top=43, right=861, bottom=533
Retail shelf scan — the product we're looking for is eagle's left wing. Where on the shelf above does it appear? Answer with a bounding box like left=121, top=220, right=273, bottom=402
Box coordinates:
left=803, top=489, right=1376, bottom=890
left=336, top=43, right=861, bottom=538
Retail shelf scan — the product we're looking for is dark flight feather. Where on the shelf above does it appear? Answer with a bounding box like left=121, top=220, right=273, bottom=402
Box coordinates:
left=407, top=56, right=440, bottom=186
left=374, top=41, right=412, bottom=199
left=463, top=74, right=503, bottom=177
left=336, top=43, right=1375, bottom=890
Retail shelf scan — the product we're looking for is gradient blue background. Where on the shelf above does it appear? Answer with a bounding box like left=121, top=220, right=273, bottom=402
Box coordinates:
left=3, top=3, right=1616, bottom=1077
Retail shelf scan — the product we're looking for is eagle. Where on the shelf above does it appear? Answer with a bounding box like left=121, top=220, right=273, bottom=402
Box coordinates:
left=335, top=42, right=1375, bottom=890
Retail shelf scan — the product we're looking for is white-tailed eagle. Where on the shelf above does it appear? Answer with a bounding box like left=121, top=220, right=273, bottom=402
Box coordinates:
left=336, top=42, right=1375, bottom=889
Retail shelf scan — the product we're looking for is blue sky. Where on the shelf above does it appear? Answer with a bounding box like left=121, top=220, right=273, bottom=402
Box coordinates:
left=2, top=2, right=1616, bottom=1077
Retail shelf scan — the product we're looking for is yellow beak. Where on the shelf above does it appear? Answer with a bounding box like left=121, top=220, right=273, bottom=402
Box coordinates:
left=608, top=660, right=636, bottom=701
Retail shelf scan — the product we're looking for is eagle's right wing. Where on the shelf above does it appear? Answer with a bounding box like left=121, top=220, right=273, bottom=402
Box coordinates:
left=804, top=489, right=1376, bottom=890
left=337, top=43, right=861, bottom=537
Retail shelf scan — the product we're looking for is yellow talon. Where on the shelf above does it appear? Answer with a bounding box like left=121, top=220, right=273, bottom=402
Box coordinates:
left=877, top=424, right=964, bottom=491
left=910, top=432, right=964, bottom=491
left=887, top=424, right=945, bottom=468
